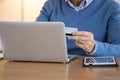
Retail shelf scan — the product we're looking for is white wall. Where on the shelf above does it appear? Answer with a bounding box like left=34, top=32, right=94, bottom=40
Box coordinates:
left=0, top=0, right=22, bottom=21
left=0, top=0, right=46, bottom=21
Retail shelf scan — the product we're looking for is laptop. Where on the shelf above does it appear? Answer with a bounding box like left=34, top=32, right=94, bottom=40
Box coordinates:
left=0, top=22, right=78, bottom=63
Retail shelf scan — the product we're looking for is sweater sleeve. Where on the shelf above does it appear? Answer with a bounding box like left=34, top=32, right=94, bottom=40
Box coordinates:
left=36, top=0, right=54, bottom=21
left=95, top=7, right=120, bottom=57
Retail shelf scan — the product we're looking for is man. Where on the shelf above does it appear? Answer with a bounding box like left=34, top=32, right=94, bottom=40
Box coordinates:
left=36, top=0, right=120, bottom=57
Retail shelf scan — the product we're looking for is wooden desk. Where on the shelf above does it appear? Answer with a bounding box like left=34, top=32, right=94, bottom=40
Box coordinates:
left=0, top=57, right=120, bottom=80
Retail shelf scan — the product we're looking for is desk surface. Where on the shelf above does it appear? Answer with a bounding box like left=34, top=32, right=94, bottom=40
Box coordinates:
left=0, top=56, right=120, bottom=80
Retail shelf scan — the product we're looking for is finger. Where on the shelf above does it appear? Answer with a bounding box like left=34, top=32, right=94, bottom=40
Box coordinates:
left=69, top=36, right=93, bottom=44
left=72, top=32, right=94, bottom=41
left=68, top=35, right=79, bottom=40
left=76, top=39, right=91, bottom=45
left=69, top=35, right=89, bottom=40
left=73, top=31, right=93, bottom=38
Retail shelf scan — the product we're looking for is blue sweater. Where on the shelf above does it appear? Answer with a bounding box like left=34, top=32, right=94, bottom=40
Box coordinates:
left=36, top=0, right=120, bottom=57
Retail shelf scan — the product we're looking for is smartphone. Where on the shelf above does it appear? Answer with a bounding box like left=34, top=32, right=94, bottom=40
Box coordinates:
left=83, top=56, right=118, bottom=67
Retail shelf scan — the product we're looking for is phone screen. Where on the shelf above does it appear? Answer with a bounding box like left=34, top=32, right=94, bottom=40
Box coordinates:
left=86, top=57, right=114, bottom=63
left=85, top=57, right=116, bottom=65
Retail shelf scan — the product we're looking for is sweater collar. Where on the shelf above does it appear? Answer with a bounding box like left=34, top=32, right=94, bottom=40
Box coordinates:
left=65, top=0, right=93, bottom=11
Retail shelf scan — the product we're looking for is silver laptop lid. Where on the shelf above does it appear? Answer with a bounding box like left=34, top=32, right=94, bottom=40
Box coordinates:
left=0, top=22, right=69, bottom=62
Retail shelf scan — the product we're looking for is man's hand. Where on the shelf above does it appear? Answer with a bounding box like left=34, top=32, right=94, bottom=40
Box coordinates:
left=69, top=31, right=95, bottom=53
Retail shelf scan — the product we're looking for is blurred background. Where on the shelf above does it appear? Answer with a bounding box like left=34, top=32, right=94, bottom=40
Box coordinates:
left=0, top=0, right=46, bottom=22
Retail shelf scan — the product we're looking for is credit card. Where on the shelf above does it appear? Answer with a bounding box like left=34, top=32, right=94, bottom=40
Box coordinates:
left=65, top=27, right=78, bottom=36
